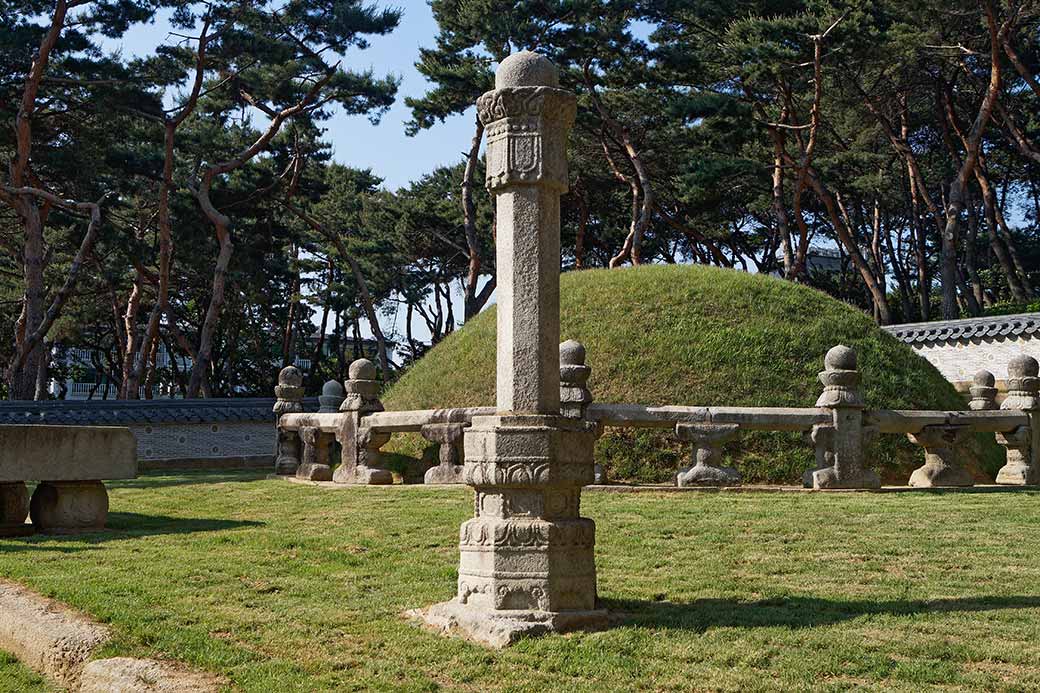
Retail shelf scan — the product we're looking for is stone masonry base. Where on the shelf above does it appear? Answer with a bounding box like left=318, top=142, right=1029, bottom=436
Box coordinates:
left=408, top=600, right=609, bottom=649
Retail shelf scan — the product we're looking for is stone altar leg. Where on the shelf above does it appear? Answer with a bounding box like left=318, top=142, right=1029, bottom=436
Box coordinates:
left=812, top=345, right=880, bottom=489
left=29, top=481, right=108, bottom=534
left=907, top=425, right=974, bottom=487
left=0, top=482, right=31, bottom=536
left=414, top=52, right=606, bottom=647
left=675, top=424, right=741, bottom=486
left=297, top=426, right=334, bottom=482
left=422, top=423, right=466, bottom=484
left=803, top=424, right=833, bottom=488
left=996, top=356, right=1040, bottom=485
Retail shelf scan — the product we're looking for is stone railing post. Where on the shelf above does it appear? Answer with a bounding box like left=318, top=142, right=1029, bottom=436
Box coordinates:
left=332, top=359, right=393, bottom=485
left=559, top=339, right=605, bottom=484
left=969, top=370, right=998, bottom=411
left=803, top=424, right=834, bottom=488
left=811, top=345, right=880, bottom=489
left=996, top=355, right=1040, bottom=485
left=273, top=365, right=305, bottom=475
left=906, top=425, right=974, bottom=487
left=318, top=379, right=346, bottom=413
left=421, top=424, right=466, bottom=484
left=415, top=52, right=606, bottom=648
left=297, top=426, right=334, bottom=482
left=675, top=424, right=741, bottom=486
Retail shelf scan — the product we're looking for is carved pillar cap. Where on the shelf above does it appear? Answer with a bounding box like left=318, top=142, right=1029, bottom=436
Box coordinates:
left=341, top=358, right=383, bottom=413
left=274, top=365, right=304, bottom=414
left=815, top=345, right=864, bottom=409
left=969, top=369, right=998, bottom=411
left=318, top=379, right=346, bottom=413
left=1002, top=355, right=1040, bottom=411
left=907, top=423, right=973, bottom=448
left=477, top=57, right=576, bottom=194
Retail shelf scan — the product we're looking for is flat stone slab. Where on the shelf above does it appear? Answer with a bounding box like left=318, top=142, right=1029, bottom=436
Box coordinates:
left=80, top=657, right=223, bottom=692
left=0, top=425, right=137, bottom=482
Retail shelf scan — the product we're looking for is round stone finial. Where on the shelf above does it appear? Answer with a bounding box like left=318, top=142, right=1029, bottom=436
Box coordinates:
left=322, top=379, right=345, bottom=397
left=824, top=345, right=857, bottom=371
left=560, top=339, right=586, bottom=366
left=495, top=51, right=559, bottom=89
left=1008, top=354, right=1039, bottom=379
left=278, top=365, right=302, bottom=387
left=973, top=369, right=996, bottom=387
left=348, top=358, right=377, bottom=381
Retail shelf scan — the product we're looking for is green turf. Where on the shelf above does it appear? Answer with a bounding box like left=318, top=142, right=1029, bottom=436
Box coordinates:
left=383, top=265, right=1003, bottom=483
left=0, top=651, right=51, bottom=692
left=2, top=471, right=1040, bottom=691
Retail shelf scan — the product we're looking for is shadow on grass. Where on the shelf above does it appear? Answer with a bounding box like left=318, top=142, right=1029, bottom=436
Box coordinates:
left=0, top=513, right=263, bottom=553
left=107, top=470, right=269, bottom=490
left=604, top=595, right=1040, bottom=631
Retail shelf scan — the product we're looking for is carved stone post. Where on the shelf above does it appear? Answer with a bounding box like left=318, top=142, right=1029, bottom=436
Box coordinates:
left=297, top=427, right=335, bottom=482
left=969, top=370, right=998, bottom=411
left=273, top=365, right=305, bottom=475
left=559, top=340, right=605, bottom=484
left=415, top=52, right=606, bottom=647
left=675, top=424, right=741, bottom=486
left=996, top=355, right=1040, bottom=485
left=333, top=359, right=393, bottom=485
left=318, top=379, right=346, bottom=413
left=803, top=424, right=834, bottom=488
left=422, top=423, right=466, bottom=484
left=907, top=425, right=974, bottom=487
left=812, top=345, right=880, bottom=489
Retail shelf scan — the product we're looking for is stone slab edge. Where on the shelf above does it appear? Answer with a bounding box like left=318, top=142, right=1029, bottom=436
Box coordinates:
left=0, top=578, right=223, bottom=692
left=276, top=475, right=1039, bottom=494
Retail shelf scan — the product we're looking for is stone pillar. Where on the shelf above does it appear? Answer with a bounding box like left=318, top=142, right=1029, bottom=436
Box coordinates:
left=907, top=425, right=974, bottom=487
left=996, top=355, right=1040, bottom=485
left=273, top=366, right=305, bottom=475
left=812, top=345, right=880, bottom=489
left=415, top=52, right=606, bottom=648
left=422, top=423, right=466, bottom=484
left=29, top=481, right=108, bottom=534
left=803, top=424, right=834, bottom=488
left=559, top=340, right=605, bottom=484
left=969, top=370, right=998, bottom=411
left=318, top=379, right=346, bottom=413
left=297, top=427, right=335, bottom=482
left=0, top=483, right=31, bottom=536
left=333, top=359, right=393, bottom=485
left=675, top=424, right=741, bottom=486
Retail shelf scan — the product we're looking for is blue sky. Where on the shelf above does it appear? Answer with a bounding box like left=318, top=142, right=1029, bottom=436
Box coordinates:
left=107, top=0, right=475, bottom=191
left=103, top=1, right=484, bottom=351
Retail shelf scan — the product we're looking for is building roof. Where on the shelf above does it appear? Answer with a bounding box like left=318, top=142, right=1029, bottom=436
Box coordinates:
left=0, top=397, right=318, bottom=426
left=883, top=313, right=1040, bottom=346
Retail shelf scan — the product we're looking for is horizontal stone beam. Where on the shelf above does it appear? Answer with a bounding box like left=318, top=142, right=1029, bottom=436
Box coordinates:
left=867, top=409, right=1029, bottom=434
left=0, top=425, right=136, bottom=482
left=586, top=404, right=830, bottom=431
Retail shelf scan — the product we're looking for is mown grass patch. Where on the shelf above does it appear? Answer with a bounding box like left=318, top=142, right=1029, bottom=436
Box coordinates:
left=0, top=651, right=51, bottom=692
left=2, top=472, right=1040, bottom=690
left=382, top=265, right=1003, bottom=483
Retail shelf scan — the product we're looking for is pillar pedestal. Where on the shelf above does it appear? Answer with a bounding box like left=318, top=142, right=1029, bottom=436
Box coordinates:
left=415, top=414, right=606, bottom=647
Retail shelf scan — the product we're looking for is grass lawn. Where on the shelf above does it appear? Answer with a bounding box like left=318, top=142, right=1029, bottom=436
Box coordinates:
left=0, top=651, right=51, bottom=692
left=3, top=471, right=1040, bottom=691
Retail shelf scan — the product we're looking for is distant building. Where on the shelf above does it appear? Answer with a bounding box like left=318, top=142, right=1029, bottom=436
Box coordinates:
left=771, top=246, right=844, bottom=277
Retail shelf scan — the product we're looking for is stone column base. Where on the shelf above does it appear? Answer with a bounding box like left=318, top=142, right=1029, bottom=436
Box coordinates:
left=677, top=464, right=741, bottom=487
left=29, top=481, right=108, bottom=534
left=409, top=600, right=608, bottom=649
left=424, top=463, right=464, bottom=484
left=296, top=463, right=333, bottom=482
left=995, top=462, right=1039, bottom=485
left=812, top=467, right=881, bottom=489
left=0, top=482, right=32, bottom=536
left=908, top=463, right=974, bottom=488
left=332, top=465, right=393, bottom=485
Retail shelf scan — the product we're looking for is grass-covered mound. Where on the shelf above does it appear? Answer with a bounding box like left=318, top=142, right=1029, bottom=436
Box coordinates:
left=385, top=265, right=1003, bottom=483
